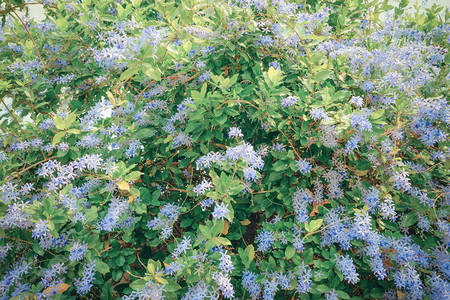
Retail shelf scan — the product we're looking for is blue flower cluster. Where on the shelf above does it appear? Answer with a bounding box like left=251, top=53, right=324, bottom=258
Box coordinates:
left=147, top=204, right=181, bottom=240
left=0, top=0, right=449, bottom=298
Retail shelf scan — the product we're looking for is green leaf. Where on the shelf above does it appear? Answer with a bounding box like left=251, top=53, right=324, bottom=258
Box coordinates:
left=228, top=74, right=238, bottom=85
left=228, top=183, right=244, bottom=196
left=402, top=212, right=418, bottom=227
left=120, top=65, right=142, bottom=81
left=67, top=129, right=80, bottom=134
left=126, top=171, right=143, bottom=181
left=154, top=275, right=168, bottom=285
left=107, top=91, right=116, bottom=106
left=199, top=225, right=212, bottom=239
left=53, top=114, right=65, bottom=130
left=55, top=17, right=68, bottom=31
left=315, top=285, right=330, bottom=293
left=85, top=207, right=99, bottom=223
left=336, top=290, right=350, bottom=299
left=137, top=128, right=155, bottom=139
left=32, top=243, right=44, bottom=255
left=51, top=215, right=67, bottom=224
left=135, top=202, right=147, bottom=214
left=64, top=111, right=77, bottom=128
left=130, top=187, right=140, bottom=199
left=52, top=132, right=66, bottom=146
left=117, top=255, right=126, bottom=267
left=285, top=245, right=296, bottom=260
left=101, top=282, right=114, bottom=300
left=180, top=218, right=193, bottom=227
left=305, top=34, right=326, bottom=41
left=96, top=260, right=110, bottom=275
left=239, top=245, right=255, bottom=268
left=211, top=221, right=224, bottom=237
left=213, top=237, right=231, bottom=246
left=247, top=245, right=255, bottom=262
left=305, top=219, right=323, bottom=232
left=445, top=51, right=450, bottom=64
left=209, top=170, right=220, bottom=185
left=371, top=109, right=385, bottom=119
left=164, top=278, right=182, bottom=292
left=312, top=70, right=333, bottom=83
left=151, top=189, right=161, bottom=205
left=130, top=279, right=146, bottom=291
left=268, top=67, right=282, bottom=83
left=143, top=64, right=161, bottom=81
left=132, top=0, right=142, bottom=6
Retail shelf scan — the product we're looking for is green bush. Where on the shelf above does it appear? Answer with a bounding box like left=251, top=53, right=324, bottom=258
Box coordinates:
left=0, top=0, right=449, bottom=299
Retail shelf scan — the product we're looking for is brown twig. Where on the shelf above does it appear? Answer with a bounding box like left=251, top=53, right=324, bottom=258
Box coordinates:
left=6, top=155, right=58, bottom=181
left=5, top=2, right=46, bottom=71
left=0, top=96, right=23, bottom=134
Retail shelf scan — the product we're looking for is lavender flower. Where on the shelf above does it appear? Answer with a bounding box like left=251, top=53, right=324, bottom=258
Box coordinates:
left=296, top=158, right=312, bottom=175
left=335, top=254, right=359, bottom=284
left=212, top=203, right=230, bottom=221
left=69, top=241, right=88, bottom=262
left=193, top=179, right=213, bottom=196
left=280, top=96, right=298, bottom=108
left=349, top=96, right=364, bottom=107
left=228, top=127, right=243, bottom=138
left=74, top=260, right=96, bottom=295
left=256, top=229, right=275, bottom=252
left=219, top=252, right=233, bottom=274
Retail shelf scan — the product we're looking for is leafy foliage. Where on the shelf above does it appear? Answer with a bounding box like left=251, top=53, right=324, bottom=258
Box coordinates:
left=0, top=0, right=449, bottom=299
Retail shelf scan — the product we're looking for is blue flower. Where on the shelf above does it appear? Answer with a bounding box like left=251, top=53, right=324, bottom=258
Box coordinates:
left=212, top=271, right=234, bottom=299
left=172, top=236, right=191, bottom=259
left=269, top=61, right=280, bottom=69
left=243, top=167, right=258, bottom=182
left=335, top=254, right=359, bottom=284
left=74, top=260, right=96, bottom=295
left=256, top=229, right=275, bottom=252
left=349, top=96, right=364, bottom=107
left=296, top=263, right=312, bottom=294
left=228, top=127, right=243, bottom=138
left=212, top=203, right=230, bottom=221
left=242, top=271, right=262, bottom=298
left=32, top=220, right=50, bottom=240
left=350, top=110, right=372, bottom=132
left=69, top=242, right=88, bottom=262
left=219, top=252, right=233, bottom=274
left=392, top=170, right=412, bottom=191
left=193, top=179, right=213, bottom=196
left=198, top=70, right=210, bottom=83
left=272, top=143, right=285, bottom=152
left=310, top=107, right=328, bottom=121
left=296, top=158, right=312, bottom=175
left=280, top=96, right=298, bottom=108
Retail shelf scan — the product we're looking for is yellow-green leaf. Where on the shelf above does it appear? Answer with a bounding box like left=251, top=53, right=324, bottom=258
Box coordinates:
left=52, top=132, right=66, bottom=146
left=107, top=91, right=116, bottom=106
left=371, top=109, right=385, bottom=119
left=116, top=181, right=130, bottom=192
left=305, top=219, right=323, bottom=232
left=268, top=67, right=282, bottom=82
left=64, top=111, right=77, bottom=128
left=53, top=114, right=65, bottom=130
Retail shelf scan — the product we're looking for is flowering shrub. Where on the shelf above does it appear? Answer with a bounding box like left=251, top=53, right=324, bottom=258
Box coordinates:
left=0, top=0, right=449, bottom=299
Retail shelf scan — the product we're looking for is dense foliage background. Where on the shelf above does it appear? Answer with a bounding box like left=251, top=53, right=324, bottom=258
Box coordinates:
left=0, top=0, right=449, bottom=299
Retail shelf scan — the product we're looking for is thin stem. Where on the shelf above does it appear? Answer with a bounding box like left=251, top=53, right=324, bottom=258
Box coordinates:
left=0, top=96, right=23, bottom=134
left=6, top=2, right=46, bottom=71
left=6, top=156, right=58, bottom=181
